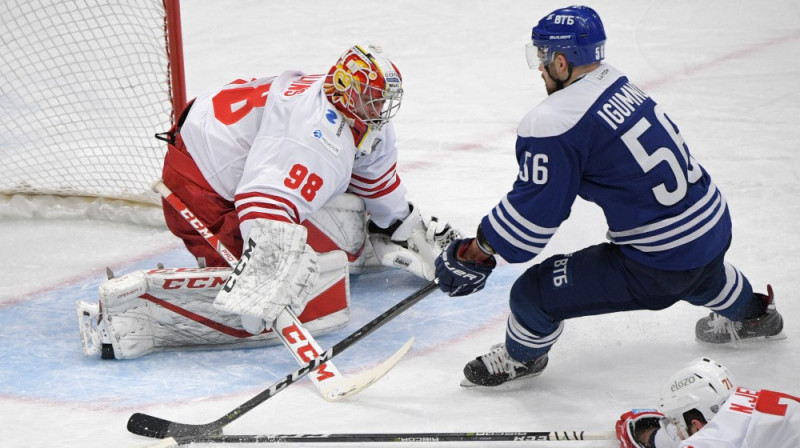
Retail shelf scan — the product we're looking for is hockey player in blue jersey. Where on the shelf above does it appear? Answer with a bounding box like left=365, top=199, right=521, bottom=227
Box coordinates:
left=434, top=5, right=786, bottom=387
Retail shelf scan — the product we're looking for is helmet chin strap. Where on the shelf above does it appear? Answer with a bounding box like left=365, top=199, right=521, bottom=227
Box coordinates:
left=544, top=63, right=574, bottom=91
left=346, top=116, right=382, bottom=156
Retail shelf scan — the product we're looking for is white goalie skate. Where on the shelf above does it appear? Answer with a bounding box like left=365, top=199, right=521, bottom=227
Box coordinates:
left=76, top=300, right=114, bottom=359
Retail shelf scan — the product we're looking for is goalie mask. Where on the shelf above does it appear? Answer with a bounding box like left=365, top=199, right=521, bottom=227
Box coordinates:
left=323, top=42, right=403, bottom=154
left=657, top=357, right=736, bottom=439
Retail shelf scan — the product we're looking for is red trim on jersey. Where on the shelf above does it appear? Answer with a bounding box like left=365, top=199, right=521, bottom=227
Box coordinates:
left=350, top=175, right=395, bottom=193
left=349, top=163, right=402, bottom=199
left=236, top=201, right=295, bottom=223
left=235, top=191, right=300, bottom=222
left=238, top=211, right=294, bottom=224
left=352, top=175, right=402, bottom=199
left=350, top=163, right=397, bottom=185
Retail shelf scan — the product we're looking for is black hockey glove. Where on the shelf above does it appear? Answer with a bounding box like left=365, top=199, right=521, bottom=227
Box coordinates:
left=434, top=238, right=496, bottom=297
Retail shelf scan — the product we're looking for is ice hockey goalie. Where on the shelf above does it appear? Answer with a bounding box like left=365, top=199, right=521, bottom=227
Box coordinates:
left=76, top=193, right=457, bottom=359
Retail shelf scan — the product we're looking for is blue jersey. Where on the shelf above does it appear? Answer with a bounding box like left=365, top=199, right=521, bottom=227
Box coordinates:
left=481, top=64, right=731, bottom=271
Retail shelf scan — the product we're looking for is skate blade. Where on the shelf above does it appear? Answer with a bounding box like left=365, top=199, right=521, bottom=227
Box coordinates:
left=460, top=377, right=478, bottom=388
left=696, top=331, right=788, bottom=345
left=459, top=370, right=545, bottom=388
left=765, top=331, right=788, bottom=341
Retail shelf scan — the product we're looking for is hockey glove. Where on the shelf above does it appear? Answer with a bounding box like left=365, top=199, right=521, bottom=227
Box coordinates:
left=615, top=409, right=666, bottom=448
left=434, top=238, right=496, bottom=297
left=369, top=203, right=460, bottom=280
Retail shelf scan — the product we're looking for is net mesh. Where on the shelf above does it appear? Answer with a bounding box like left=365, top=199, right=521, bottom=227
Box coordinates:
left=0, top=0, right=174, bottom=205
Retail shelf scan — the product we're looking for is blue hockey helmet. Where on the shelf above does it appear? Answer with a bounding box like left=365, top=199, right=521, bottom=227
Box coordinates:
left=527, top=5, right=606, bottom=69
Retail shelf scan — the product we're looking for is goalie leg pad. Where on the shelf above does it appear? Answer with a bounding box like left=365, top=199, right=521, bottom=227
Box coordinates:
left=77, top=252, right=350, bottom=359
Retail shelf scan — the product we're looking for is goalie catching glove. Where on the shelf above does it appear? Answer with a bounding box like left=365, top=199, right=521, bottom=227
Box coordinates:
left=213, top=219, right=320, bottom=334
left=368, top=203, right=460, bottom=280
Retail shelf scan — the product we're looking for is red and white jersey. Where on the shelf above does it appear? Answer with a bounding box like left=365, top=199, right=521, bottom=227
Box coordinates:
left=679, top=386, right=800, bottom=448
left=179, top=70, right=409, bottom=240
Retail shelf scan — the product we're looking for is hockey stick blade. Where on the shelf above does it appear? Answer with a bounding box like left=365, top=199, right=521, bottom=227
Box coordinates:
left=128, top=280, right=439, bottom=439
left=146, top=430, right=617, bottom=446
left=322, top=337, right=414, bottom=401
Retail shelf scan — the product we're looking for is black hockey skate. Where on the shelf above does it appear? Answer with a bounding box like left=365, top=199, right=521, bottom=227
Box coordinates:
left=695, top=285, right=785, bottom=344
left=461, top=343, right=548, bottom=387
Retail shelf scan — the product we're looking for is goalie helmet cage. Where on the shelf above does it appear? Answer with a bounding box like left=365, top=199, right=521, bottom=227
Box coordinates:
left=0, top=0, right=186, bottom=223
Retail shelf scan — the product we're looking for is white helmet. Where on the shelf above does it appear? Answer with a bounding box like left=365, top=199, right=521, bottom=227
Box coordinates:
left=657, top=357, right=736, bottom=439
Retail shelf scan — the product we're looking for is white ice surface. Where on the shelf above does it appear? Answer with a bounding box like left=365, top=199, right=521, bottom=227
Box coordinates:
left=1, top=1, right=799, bottom=447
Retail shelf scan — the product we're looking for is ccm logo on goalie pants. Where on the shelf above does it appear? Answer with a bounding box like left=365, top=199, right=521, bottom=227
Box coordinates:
left=222, top=238, right=257, bottom=293
left=281, top=322, right=336, bottom=381
left=162, top=276, right=227, bottom=289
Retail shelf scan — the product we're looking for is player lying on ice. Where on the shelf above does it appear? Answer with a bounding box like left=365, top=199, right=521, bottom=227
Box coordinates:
left=434, top=6, right=785, bottom=387
left=616, top=357, right=800, bottom=448
left=77, top=42, right=459, bottom=360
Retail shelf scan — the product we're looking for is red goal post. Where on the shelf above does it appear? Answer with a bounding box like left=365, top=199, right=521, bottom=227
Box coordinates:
left=0, top=0, right=186, bottom=223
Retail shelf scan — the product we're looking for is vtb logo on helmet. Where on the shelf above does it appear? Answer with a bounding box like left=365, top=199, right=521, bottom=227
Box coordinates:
left=324, top=43, right=403, bottom=155
left=526, top=5, right=606, bottom=69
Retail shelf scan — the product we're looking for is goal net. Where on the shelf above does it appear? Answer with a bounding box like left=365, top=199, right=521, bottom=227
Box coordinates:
left=0, top=0, right=185, bottom=222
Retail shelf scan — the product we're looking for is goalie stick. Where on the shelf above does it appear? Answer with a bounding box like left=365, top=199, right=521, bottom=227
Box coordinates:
left=152, top=179, right=413, bottom=401
left=144, top=430, right=617, bottom=446
left=128, top=280, right=438, bottom=439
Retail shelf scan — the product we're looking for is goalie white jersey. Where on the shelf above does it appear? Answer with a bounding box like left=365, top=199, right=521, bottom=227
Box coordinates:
left=179, top=70, right=410, bottom=240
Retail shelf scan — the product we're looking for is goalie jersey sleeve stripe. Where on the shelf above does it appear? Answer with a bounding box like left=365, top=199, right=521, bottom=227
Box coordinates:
left=350, top=123, right=409, bottom=228
left=480, top=64, right=732, bottom=270
left=349, top=163, right=401, bottom=197
left=235, top=192, right=299, bottom=224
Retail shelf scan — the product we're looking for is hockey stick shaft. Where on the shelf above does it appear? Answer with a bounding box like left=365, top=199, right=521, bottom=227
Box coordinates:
left=129, top=280, right=438, bottom=439
left=152, top=179, right=347, bottom=386
left=150, top=430, right=616, bottom=446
